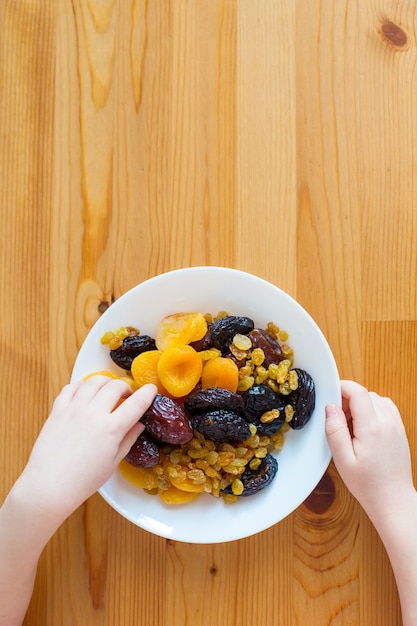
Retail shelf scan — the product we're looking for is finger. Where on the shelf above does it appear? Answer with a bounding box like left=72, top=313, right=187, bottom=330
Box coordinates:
left=112, top=384, right=158, bottom=429
left=340, top=380, right=377, bottom=439
left=340, top=380, right=369, bottom=398
left=117, top=422, right=146, bottom=461
left=68, top=375, right=123, bottom=407
left=50, top=382, right=84, bottom=413
left=369, top=392, right=396, bottom=413
left=92, top=378, right=133, bottom=412
left=325, top=404, right=355, bottom=469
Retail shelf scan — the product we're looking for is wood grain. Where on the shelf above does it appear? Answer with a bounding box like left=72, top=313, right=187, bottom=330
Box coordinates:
left=1, top=0, right=416, bottom=624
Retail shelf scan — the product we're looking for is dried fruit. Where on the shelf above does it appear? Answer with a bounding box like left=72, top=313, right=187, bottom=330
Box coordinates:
left=248, top=329, right=286, bottom=367
left=286, top=368, right=316, bottom=429
left=164, top=462, right=206, bottom=493
left=190, top=410, right=251, bottom=443
left=119, top=459, right=159, bottom=490
left=158, top=484, right=201, bottom=504
left=155, top=312, right=208, bottom=350
left=96, top=310, right=316, bottom=505
left=141, top=394, right=193, bottom=444
left=131, top=350, right=167, bottom=394
left=210, top=316, right=255, bottom=353
left=222, top=453, right=278, bottom=497
left=184, top=387, right=244, bottom=416
left=200, top=356, right=239, bottom=393
left=157, top=345, right=202, bottom=397
left=189, top=324, right=214, bottom=351
left=125, top=431, right=160, bottom=468
left=243, top=384, right=286, bottom=435
left=110, top=335, right=157, bottom=370
left=83, top=370, right=120, bottom=381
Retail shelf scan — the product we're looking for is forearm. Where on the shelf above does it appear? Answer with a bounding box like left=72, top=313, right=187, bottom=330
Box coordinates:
left=0, top=477, right=65, bottom=626
left=367, top=489, right=417, bottom=626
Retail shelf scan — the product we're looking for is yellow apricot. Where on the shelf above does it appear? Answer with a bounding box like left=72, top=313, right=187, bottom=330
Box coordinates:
left=83, top=370, right=120, bottom=381
left=201, top=357, right=239, bottom=393
left=131, top=350, right=167, bottom=394
left=157, top=345, right=202, bottom=397
left=158, top=484, right=201, bottom=504
left=155, top=312, right=207, bottom=350
left=119, top=460, right=159, bottom=491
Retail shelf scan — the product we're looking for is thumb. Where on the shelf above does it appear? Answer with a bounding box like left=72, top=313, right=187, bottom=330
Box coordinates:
left=325, top=404, right=355, bottom=469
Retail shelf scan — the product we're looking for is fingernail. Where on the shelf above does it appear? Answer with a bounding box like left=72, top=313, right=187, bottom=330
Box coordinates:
left=325, top=404, right=339, bottom=417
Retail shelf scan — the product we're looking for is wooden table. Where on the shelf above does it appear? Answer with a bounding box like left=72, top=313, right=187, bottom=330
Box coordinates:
left=1, top=1, right=415, bottom=624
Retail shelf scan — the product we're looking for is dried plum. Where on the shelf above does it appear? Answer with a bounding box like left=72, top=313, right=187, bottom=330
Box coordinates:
left=248, top=329, right=286, bottom=366
left=190, top=410, right=251, bottom=443
left=243, top=384, right=286, bottom=434
left=125, top=431, right=160, bottom=468
left=210, top=316, right=254, bottom=354
left=184, top=387, right=244, bottom=416
left=141, top=394, right=193, bottom=444
left=286, top=368, right=315, bottom=429
left=110, top=334, right=156, bottom=370
left=222, top=453, right=278, bottom=497
left=189, top=324, right=214, bottom=351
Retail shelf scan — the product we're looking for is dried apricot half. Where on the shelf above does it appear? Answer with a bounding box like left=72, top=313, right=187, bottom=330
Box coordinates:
left=201, top=356, right=239, bottom=393
left=131, top=350, right=167, bottom=394
left=158, top=484, right=201, bottom=504
left=118, top=459, right=159, bottom=491
left=157, top=345, right=203, bottom=397
left=83, top=370, right=120, bottom=381
left=155, top=312, right=208, bottom=350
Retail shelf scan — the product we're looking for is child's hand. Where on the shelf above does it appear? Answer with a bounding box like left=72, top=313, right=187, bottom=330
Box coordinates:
left=15, top=376, right=157, bottom=524
left=325, top=380, right=414, bottom=522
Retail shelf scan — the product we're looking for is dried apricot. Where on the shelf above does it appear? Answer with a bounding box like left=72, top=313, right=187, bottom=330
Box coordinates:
left=165, top=466, right=206, bottom=493
left=157, top=345, right=202, bottom=397
left=119, top=459, right=159, bottom=490
left=83, top=370, right=120, bottom=381
left=158, top=484, right=201, bottom=504
left=201, top=356, right=239, bottom=393
left=131, top=350, right=167, bottom=394
left=155, top=312, right=208, bottom=350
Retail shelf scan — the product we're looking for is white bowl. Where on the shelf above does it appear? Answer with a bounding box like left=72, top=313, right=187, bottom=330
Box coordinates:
left=71, top=267, right=340, bottom=543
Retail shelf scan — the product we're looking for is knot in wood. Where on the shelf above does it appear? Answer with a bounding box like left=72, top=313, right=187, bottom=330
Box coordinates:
left=98, top=294, right=115, bottom=315
left=380, top=20, right=408, bottom=49
left=302, top=471, right=335, bottom=515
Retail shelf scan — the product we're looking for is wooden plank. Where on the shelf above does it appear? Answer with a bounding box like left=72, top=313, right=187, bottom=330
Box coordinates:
left=0, top=3, right=56, bottom=475
left=0, top=0, right=416, bottom=624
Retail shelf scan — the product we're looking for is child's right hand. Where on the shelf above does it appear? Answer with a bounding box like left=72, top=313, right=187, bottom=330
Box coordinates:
left=14, top=376, right=158, bottom=526
left=325, top=380, right=415, bottom=523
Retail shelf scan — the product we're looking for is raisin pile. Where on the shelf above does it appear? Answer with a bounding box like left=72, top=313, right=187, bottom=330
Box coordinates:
left=100, top=312, right=316, bottom=504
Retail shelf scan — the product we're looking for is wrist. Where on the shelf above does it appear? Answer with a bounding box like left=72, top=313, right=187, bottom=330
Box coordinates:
left=4, top=474, right=66, bottom=548
left=363, top=485, right=417, bottom=540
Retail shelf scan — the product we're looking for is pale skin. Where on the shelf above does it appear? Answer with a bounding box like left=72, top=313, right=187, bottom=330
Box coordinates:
left=325, top=380, right=417, bottom=626
left=0, top=376, right=158, bottom=626
left=1, top=378, right=416, bottom=625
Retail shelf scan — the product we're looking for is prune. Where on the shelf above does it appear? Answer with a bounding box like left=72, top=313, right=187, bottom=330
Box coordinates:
left=110, top=334, right=156, bottom=370
left=191, top=410, right=251, bottom=443
left=243, top=384, right=286, bottom=434
left=222, top=453, right=278, bottom=497
left=210, top=316, right=255, bottom=354
left=125, top=431, right=160, bottom=468
left=184, top=387, right=244, bottom=416
left=248, top=329, right=286, bottom=366
left=141, top=394, right=193, bottom=444
left=286, top=368, right=315, bottom=429
left=189, top=324, right=214, bottom=351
